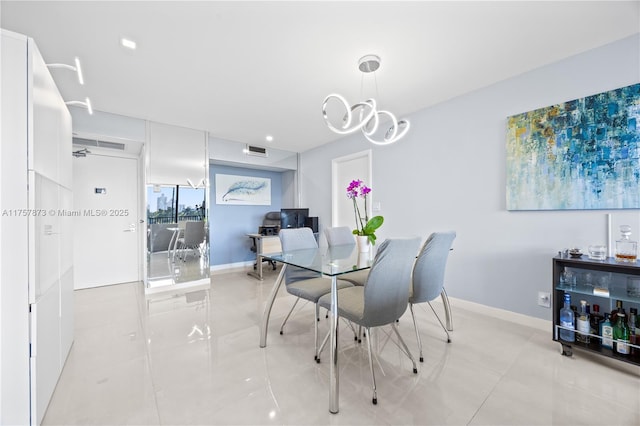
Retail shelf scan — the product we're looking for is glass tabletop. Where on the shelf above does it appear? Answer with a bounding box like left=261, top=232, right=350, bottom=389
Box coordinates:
left=262, top=244, right=372, bottom=276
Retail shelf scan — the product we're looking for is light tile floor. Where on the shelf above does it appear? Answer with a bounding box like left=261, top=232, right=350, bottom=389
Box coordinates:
left=43, top=266, right=640, bottom=425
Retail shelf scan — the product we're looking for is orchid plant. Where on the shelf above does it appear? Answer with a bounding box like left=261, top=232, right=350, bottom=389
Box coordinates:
left=347, top=179, right=383, bottom=245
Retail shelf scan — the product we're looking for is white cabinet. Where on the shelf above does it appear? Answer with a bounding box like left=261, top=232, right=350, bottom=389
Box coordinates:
left=0, top=29, right=73, bottom=425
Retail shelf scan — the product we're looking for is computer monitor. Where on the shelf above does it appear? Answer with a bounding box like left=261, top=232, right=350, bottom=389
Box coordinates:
left=280, top=208, right=309, bottom=229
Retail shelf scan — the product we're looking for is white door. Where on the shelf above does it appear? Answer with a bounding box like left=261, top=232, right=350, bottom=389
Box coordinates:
left=331, top=150, right=372, bottom=227
left=73, top=154, right=139, bottom=289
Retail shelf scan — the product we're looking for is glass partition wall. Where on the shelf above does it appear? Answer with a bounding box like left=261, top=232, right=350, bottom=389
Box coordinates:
left=145, top=122, right=209, bottom=292
left=146, top=185, right=208, bottom=287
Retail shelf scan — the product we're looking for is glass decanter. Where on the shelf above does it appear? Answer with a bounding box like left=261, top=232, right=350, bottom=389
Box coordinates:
left=615, top=225, right=637, bottom=263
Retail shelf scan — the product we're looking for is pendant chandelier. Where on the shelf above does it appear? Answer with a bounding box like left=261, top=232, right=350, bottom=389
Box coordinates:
left=322, top=55, right=410, bottom=145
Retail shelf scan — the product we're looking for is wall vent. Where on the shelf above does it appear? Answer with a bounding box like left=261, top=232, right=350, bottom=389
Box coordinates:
left=245, top=144, right=268, bottom=157
left=73, top=137, right=125, bottom=151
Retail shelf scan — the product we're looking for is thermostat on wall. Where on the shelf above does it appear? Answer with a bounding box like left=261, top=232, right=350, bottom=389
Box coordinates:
left=95, top=188, right=106, bottom=194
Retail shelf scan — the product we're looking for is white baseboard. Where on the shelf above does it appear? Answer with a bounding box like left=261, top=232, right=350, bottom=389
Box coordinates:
left=205, top=265, right=551, bottom=332
left=144, top=278, right=211, bottom=297
left=446, top=296, right=551, bottom=332
left=210, top=261, right=253, bottom=274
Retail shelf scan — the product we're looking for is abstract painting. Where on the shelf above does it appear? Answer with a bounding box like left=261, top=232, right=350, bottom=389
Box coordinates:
left=215, top=174, right=271, bottom=205
left=506, top=83, right=640, bottom=210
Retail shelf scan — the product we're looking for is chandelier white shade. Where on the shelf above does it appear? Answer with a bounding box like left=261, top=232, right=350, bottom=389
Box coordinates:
left=321, top=94, right=377, bottom=135
left=322, top=55, right=410, bottom=145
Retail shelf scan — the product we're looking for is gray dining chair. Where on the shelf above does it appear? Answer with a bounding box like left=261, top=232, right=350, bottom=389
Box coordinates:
left=409, top=231, right=456, bottom=362
left=177, top=221, right=206, bottom=261
left=324, top=226, right=369, bottom=286
left=279, top=227, right=354, bottom=360
left=318, top=237, right=421, bottom=405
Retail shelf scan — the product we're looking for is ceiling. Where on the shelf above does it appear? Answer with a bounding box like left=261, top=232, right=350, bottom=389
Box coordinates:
left=2, top=1, right=639, bottom=153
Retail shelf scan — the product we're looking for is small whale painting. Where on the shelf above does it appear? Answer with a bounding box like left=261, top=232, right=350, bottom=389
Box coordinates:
left=215, top=174, right=271, bottom=205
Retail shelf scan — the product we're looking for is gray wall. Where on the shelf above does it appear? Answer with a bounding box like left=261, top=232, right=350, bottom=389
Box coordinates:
left=300, top=34, right=640, bottom=320
left=209, top=164, right=283, bottom=267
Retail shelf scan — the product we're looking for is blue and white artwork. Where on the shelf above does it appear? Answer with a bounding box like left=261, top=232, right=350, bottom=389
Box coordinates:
left=506, top=83, right=640, bottom=210
left=215, top=174, right=271, bottom=205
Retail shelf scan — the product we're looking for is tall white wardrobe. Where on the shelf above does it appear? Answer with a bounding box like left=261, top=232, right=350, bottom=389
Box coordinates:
left=0, top=30, right=74, bottom=425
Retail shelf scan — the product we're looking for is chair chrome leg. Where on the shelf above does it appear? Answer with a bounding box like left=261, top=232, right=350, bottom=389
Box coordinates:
left=428, top=301, right=451, bottom=343
left=409, top=303, right=424, bottom=362
left=317, top=319, right=357, bottom=363
left=317, top=329, right=330, bottom=362
left=314, top=303, right=319, bottom=360
left=391, top=322, right=418, bottom=374
left=441, top=287, right=453, bottom=331
left=365, top=327, right=377, bottom=405
left=344, top=320, right=358, bottom=341
left=279, top=298, right=299, bottom=335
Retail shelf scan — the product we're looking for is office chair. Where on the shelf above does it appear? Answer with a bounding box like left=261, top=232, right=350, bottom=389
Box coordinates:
left=278, top=228, right=354, bottom=360
left=177, top=221, right=206, bottom=261
left=318, top=237, right=421, bottom=405
left=324, top=226, right=368, bottom=286
left=409, top=231, right=456, bottom=362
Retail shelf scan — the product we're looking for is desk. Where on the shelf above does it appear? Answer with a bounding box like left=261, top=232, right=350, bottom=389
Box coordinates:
left=259, top=244, right=371, bottom=414
left=247, top=234, right=282, bottom=280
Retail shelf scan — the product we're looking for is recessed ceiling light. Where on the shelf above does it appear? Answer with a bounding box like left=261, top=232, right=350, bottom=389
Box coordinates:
left=265, top=135, right=273, bottom=142
left=121, top=38, right=137, bottom=50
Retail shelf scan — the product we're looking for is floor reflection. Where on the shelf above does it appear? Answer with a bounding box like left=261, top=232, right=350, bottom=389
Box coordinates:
left=147, top=245, right=209, bottom=289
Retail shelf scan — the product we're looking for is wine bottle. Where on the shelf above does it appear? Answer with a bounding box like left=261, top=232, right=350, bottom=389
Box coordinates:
left=614, top=313, right=630, bottom=355
left=590, top=304, right=603, bottom=335
left=611, top=300, right=624, bottom=325
left=576, top=300, right=590, bottom=344
left=628, top=308, right=637, bottom=355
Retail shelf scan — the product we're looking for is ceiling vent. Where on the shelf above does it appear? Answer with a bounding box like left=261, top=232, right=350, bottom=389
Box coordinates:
left=73, top=137, right=125, bottom=151
left=245, top=144, right=268, bottom=157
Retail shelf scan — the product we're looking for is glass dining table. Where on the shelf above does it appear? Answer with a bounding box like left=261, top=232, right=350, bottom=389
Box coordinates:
left=259, top=243, right=372, bottom=414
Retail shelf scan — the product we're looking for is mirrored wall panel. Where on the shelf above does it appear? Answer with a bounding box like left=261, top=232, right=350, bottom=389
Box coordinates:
left=146, top=185, right=208, bottom=288
left=146, top=122, right=209, bottom=291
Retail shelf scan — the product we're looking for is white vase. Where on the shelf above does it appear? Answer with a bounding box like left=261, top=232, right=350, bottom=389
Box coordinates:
left=357, top=252, right=370, bottom=268
left=356, top=235, right=371, bottom=252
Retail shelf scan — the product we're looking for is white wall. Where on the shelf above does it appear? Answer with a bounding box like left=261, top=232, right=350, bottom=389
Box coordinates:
left=281, top=169, right=297, bottom=208
left=70, top=106, right=146, bottom=144
left=1, top=29, right=74, bottom=425
left=300, top=34, right=640, bottom=320
left=209, top=136, right=298, bottom=171
left=147, top=121, right=207, bottom=186
left=1, top=29, right=31, bottom=426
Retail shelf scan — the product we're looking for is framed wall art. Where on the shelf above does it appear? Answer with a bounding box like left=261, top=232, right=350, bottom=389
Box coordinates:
left=215, top=174, right=271, bottom=205
left=506, top=83, right=640, bottom=210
